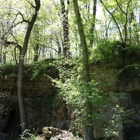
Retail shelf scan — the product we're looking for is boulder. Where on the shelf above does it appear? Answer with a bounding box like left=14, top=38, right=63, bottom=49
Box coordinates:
left=40, top=126, right=80, bottom=140
left=42, top=127, right=63, bottom=138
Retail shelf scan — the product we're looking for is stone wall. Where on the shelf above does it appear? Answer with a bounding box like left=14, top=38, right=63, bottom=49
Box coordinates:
left=1, top=65, right=140, bottom=140
left=0, top=75, right=70, bottom=140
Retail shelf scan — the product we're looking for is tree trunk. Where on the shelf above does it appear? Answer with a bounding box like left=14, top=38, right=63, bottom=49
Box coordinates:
left=17, top=0, right=40, bottom=134
left=72, top=0, right=94, bottom=140
left=33, top=24, right=40, bottom=62
left=33, top=43, right=39, bottom=62
left=60, top=0, right=70, bottom=57
left=17, top=57, right=28, bottom=133
left=90, top=0, right=97, bottom=47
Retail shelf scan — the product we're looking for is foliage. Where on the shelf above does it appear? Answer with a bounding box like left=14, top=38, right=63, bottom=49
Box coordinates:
left=91, top=39, right=123, bottom=63
left=125, top=45, right=140, bottom=64
left=53, top=57, right=135, bottom=138
left=20, top=129, right=40, bottom=140
left=30, top=59, right=55, bottom=80
left=0, top=59, right=55, bottom=80
left=50, top=134, right=84, bottom=140
left=118, top=64, right=140, bottom=80
left=21, top=129, right=84, bottom=140
left=104, top=93, right=134, bottom=138
left=0, top=63, right=17, bottom=78
left=53, top=58, right=108, bottom=132
left=0, top=0, right=139, bottom=63
left=90, top=39, right=140, bottom=66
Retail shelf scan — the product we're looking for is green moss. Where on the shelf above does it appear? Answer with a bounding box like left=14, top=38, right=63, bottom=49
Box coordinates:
left=118, top=64, right=140, bottom=80
left=0, top=63, right=17, bottom=78
left=91, top=39, right=140, bottom=67
left=30, top=59, right=54, bottom=80
left=0, top=59, right=56, bottom=80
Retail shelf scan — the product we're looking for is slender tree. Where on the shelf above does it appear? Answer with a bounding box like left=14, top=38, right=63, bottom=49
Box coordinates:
left=90, top=0, right=97, bottom=47
left=32, top=24, right=40, bottom=62
left=17, top=0, right=40, bottom=133
left=73, top=0, right=94, bottom=139
left=60, top=0, right=70, bottom=57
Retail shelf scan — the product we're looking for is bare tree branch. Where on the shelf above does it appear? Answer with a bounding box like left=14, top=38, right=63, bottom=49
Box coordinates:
left=115, top=0, right=126, bottom=14
left=18, top=12, right=30, bottom=23
left=105, top=18, right=113, bottom=38
left=100, top=0, right=124, bottom=43
left=46, top=46, right=59, bottom=53
left=5, top=41, right=22, bottom=52
left=0, top=11, right=30, bottom=39
left=26, top=0, right=35, bottom=8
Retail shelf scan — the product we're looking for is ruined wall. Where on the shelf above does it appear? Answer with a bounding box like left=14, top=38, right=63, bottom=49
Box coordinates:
left=0, top=62, right=70, bottom=140
left=1, top=64, right=140, bottom=140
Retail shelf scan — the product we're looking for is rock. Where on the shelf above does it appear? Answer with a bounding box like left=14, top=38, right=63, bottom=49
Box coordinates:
left=38, top=135, right=46, bottom=140
left=0, top=132, right=9, bottom=140
left=50, top=130, right=80, bottom=140
left=0, top=97, right=21, bottom=140
left=0, top=111, right=10, bottom=132
left=41, top=127, right=81, bottom=140
left=42, top=127, right=63, bottom=138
